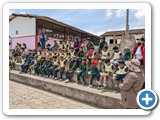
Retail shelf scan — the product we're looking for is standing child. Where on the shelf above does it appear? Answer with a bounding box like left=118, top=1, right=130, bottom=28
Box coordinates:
left=98, top=59, right=114, bottom=89
left=53, top=56, right=66, bottom=80
left=77, top=58, right=88, bottom=85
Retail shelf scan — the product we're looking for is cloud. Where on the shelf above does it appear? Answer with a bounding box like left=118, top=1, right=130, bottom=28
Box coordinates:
left=105, top=10, right=112, bottom=17
left=115, top=9, right=125, bottom=18
left=134, top=9, right=145, bottom=20
left=19, top=11, right=26, bottom=14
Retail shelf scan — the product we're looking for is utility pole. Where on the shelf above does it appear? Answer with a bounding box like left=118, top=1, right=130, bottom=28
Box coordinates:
left=125, top=9, right=129, bottom=39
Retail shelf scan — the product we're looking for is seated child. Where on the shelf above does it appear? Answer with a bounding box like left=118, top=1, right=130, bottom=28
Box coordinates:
left=122, top=47, right=132, bottom=61
left=50, top=56, right=60, bottom=78
left=98, top=46, right=110, bottom=71
left=44, top=55, right=52, bottom=77
left=77, top=47, right=84, bottom=68
left=89, top=58, right=100, bottom=87
left=98, top=59, right=114, bottom=89
left=34, top=56, right=41, bottom=75
left=53, top=56, right=66, bottom=80
left=20, top=56, right=32, bottom=74
left=110, top=46, right=122, bottom=65
left=38, top=57, right=45, bottom=76
left=112, top=60, right=128, bottom=88
left=77, top=58, right=88, bottom=85
left=65, top=56, right=77, bottom=83
left=9, top=56, right=16, bottom=70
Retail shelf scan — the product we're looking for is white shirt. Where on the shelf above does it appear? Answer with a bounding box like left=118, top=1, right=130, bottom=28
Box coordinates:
left=135, top=46, right=142, bottom=59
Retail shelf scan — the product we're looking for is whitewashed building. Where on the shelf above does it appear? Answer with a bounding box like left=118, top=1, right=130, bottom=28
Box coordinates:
left=101, top=29, right=145, bottom=45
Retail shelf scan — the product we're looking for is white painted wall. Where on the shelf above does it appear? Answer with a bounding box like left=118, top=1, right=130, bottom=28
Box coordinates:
left=9, top=17, right=36, bottom=37
left=134, top=34, right=144, bottom=42
left=105, top=36, right=113, bottom=45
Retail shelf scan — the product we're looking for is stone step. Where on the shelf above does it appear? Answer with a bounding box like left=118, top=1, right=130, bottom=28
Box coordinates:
left=9, top=70, right=124, bottom=109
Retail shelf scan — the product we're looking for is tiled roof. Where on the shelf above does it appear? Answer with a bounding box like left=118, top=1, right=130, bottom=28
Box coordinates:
left=101, top=29, right=145, bottom=36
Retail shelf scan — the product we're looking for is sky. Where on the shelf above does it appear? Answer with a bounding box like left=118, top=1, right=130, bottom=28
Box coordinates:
left=9, top=9, right=145, bottom=36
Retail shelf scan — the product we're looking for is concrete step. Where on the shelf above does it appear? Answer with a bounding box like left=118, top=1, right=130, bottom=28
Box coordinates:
left=14, top=63, right=122, bottom=90
left=9, top=70, right=124, bottom=109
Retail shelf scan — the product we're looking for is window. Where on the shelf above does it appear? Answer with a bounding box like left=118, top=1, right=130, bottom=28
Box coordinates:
left=15, top=30, right=18, bottom=35
left=115, top=39, right=117, bottom=44
left=110, top=39, right=114, bottom=44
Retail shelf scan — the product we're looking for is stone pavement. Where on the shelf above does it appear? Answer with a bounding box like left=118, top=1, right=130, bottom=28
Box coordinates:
left=9, top=81, right=99, bottom=109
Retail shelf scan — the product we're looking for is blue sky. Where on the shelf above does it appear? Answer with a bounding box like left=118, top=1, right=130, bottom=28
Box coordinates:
left=9, top=9, right=145, bottom=36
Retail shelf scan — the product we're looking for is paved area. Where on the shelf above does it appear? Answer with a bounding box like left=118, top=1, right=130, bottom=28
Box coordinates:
left=9, top=81, right=98, bottom=109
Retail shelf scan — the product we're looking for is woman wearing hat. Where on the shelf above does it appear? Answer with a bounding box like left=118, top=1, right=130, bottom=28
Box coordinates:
left=119, top=59, right=144, bottom=109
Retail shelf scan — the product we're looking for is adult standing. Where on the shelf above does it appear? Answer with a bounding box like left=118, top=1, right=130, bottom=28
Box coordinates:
left=73, top=36, right=81, bottom=53
left=39, top=30, right=48, bottom=49
left=98, top=36, right=107, bottom=53
left=133, top=37, right=145, bottom=66
left=119, top=59, right=144, bottom=109
left=85, top=37, right=94, bottom=51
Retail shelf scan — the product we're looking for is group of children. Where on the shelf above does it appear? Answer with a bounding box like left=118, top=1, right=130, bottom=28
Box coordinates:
left=9, top=37, right=133, bottom=90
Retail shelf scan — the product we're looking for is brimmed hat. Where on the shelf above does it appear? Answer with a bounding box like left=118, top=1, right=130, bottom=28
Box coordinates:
left=125, top=59, right=141, bottom=72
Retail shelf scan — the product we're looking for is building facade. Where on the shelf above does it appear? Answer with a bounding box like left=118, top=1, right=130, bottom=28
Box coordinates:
left=101, top=29, right=145, bottom=45
left=9, top=13, right=99, bottom=50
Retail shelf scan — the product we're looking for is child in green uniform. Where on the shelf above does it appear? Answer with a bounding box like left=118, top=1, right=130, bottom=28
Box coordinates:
left=98, top=59, right=114, bottom=89
left=77, top=58, right=88, bottom=85
left=112, top=60, right=128, bottom=88
left=53, top=56, right=66, bottom=80
left=65, top=56, right=77, bottom=83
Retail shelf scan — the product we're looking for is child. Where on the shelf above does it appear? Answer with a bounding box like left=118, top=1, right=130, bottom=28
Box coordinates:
left=50, top=56, right=60, bottom=78
left=89, top=58, right=100, bottom=87
left=9, top=56, right=16, bottom=70
left=66, top=39, right=72, bottom=50
left=68, top=47, right=76, bottom=59
left=37, top=42, right=42, bottom=55
left=112, top=60, right=128, bottom=88
left=77, top=58, right=88, bottom=85
left=29, top=55, right=37, bottom=75
left=20, top=56, right=32, bottom=74
left=65, top=56, right=77, bottom=83
left=98, top=46, right=110, bottom=71
left=122, top=47, right=132, bottom=61
left=53, top=40, right=59, bottom=50
left=77, top=47, right=84, bottom=68
left=34, top=56, right=41, bottom=75
left=38, top=57, right=45, bottom=76
left=87, top=47, right=96, bottom=62
left=98, top=59, right=114, bottom=89
left=44, top=55, right=52, bottom=77
left=62, top=40, right=67, bottom=49
left=53, top=56, right=66, bottom=80
left=110, top=46, right=122, bottom=65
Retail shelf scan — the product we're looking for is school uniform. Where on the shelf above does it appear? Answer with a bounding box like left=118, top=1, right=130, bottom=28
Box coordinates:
left=34, top=59, right=40, bottom=75
left=44, top=61, right=53, bottom=77
left=77, top=63, right=88, bottom=83
left=77, top=51, right=84, bottom=68
left=53, top=59, right=66, bottom=79
left=101, top=51, right=110, bottom=61
left=90, top=60, right=100, bottom=85
left=113, top=66, right=128, bottom=80
left=38, top=60, right=45, bottom=75
left=65, top=60, right=77, bottom=81
left=111, top=52, right=122, bottom=64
